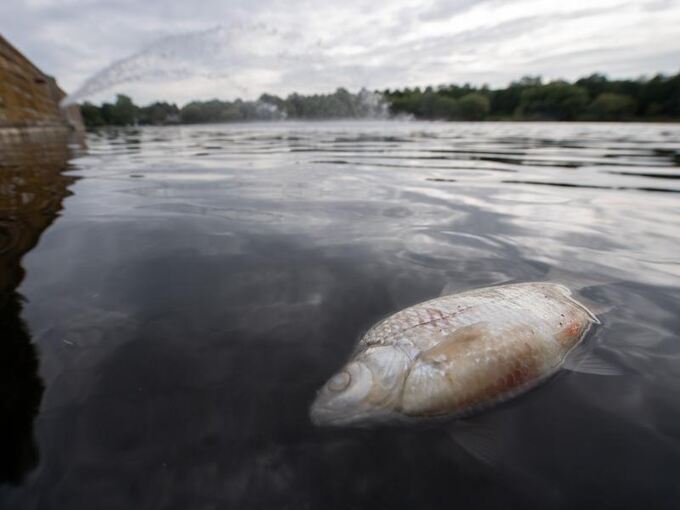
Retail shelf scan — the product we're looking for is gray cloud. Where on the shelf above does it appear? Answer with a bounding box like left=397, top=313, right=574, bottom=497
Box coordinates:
left=418, top=0, right=499, bottom=21
left=1, top=0, right=679, bottom=104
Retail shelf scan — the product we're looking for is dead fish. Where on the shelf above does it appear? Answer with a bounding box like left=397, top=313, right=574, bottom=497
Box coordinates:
left=310, top=282, right=612, bottom=426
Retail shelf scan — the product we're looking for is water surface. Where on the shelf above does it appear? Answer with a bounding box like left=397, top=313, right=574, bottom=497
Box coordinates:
left=1, top=121, right=680, bottom=509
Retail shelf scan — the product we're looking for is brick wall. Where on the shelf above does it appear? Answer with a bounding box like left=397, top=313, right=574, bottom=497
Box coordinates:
left=0, top=35, right=83, bottom=131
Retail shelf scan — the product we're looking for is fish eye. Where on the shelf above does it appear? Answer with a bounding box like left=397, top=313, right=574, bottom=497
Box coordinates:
left=327, top=370, right=351, bottom=391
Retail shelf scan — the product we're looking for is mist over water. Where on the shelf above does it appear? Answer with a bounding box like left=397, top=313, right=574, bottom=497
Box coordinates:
left=1, top=121, right=680, bottom=509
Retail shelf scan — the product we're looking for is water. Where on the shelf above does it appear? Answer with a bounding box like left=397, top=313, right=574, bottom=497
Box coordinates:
left=1, top=121, right=679, bottom=509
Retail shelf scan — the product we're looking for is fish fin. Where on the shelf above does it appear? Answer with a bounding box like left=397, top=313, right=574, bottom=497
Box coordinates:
left=544, top=267, right=618, bottom=318
left=563, top=350, right=623, bottom=376
left=575, top=299, right=613, bottom=321
left=450, top=415, right=561, bottom=504
left=421, top=322, right=491, bottom=363
left=560, top=292, right=603, bottom=324
left=544, top=266, right=616, bottom=292
left=439, top=281, right=458, bottom=297
left=449, top=419, right=502, bottom=466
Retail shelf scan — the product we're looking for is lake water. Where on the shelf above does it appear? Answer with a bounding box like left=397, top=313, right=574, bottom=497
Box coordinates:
left=1, top=121, right=680, bottom=509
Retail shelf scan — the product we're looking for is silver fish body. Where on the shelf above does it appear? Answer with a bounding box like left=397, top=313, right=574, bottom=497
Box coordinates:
left=310, top=282, right=598, bottom=426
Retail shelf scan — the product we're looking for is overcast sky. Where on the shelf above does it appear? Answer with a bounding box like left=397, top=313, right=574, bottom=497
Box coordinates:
left=2, top=0, right=679, bottom=104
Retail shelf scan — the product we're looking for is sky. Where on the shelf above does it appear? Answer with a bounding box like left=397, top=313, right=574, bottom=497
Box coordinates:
left=2, top=0, right=680, bottom=105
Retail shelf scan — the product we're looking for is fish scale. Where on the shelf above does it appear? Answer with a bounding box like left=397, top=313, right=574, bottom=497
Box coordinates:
left=362, top=284, right=571, bottom=350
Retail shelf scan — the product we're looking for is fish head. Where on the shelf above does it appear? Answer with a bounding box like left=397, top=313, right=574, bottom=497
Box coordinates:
left=310, top=345, right=410, bottom=426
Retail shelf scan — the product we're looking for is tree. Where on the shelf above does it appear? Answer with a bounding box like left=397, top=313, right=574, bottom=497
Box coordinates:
left=575, top=73, right=610, bottom=99
left=517, top=82, right=589, bottom=120
left=107, top=94, right=138, bottom=125
left=638, top=73, right=680, bottom=118
left=588, top=93, right=637, bottom=121
left=80, top=101, right=104, bottom=127
left=490, top=83, right=526, bottom=117
left=514, top=76, right=542, bottom=87
left=80, top=70, right=680, bottom=125
left=456, top=93, right=490, bottom=120
left=406, top=92, right=458, bottom=119
left=258, top=93, right=286, bottom=112
left=139, top=102, right=179, bottom=125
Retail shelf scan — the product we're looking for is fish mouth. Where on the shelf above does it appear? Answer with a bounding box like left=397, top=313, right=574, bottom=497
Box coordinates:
left=309, top=403, right=393, bottom=427
left=308, top=392, right=382, bottom=428
left=309, top=405, right=352, bottom=427
left=308, top=391, right=369, bottom=427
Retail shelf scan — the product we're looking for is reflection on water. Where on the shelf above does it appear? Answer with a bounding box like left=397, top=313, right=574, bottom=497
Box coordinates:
left=0, top=295, right=43, bottom=485
left=0, top=133, right=77, bottom=485
left=1, top=121, right=680, bottom=509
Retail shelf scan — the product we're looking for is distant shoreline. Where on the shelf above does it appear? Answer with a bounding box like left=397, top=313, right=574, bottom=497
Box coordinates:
left=82, top=118, right=680, bottom=130
left=79, top=71, right=680, bottom=127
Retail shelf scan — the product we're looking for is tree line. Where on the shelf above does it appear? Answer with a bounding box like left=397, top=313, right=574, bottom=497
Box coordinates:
left=80, top=88, right=387, bottom=127
left=385, top=72, right=680, bottom=121
left=80, top=72, right=680, bottom=127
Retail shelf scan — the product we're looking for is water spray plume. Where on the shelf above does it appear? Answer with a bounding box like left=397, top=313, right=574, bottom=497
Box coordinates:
left=62, top=26, right=240, bottom=106
left=62, top=23, right=376, bottom=108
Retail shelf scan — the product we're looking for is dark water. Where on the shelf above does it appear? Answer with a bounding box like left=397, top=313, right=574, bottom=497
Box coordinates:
left=1, top=121, right=679, bottom=509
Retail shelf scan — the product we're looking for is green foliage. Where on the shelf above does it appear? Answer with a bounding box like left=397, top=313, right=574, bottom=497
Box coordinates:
left=282, top=88, right=384, bottom=119
left=139, top=102, right=179, bottom=125
left=516, top=82, right=589, bottom=120
left=638, top=73, right=680, bottom=118
left=588, top=93, right=637, bottom=121
left=575, top=74, right=610, bottom=99
left=489, top=85, right=524, bottom=117
left=84, top=94, right=139, bottom=126
left=457, top=93, right=490, bottom=121
left=105, top=94, right=138, bottom=125
left=81, top=88, right=386, bottom=126
left=80, top=101, right=104, bottom=127
left=80, top=71, right=680, bottom=127
left=483, top=76, right=539, bottom=117
left=179, top=100, right=238, bottom=123
left=388, top=90, right=490, bottom=120
left=418, top=93, right=459, bottom=119
left=386, top=71, right=679, bottom=121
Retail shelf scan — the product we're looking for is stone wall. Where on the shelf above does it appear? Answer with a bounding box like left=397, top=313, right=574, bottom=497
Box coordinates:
left=0, top=34, right=84, bottom=134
